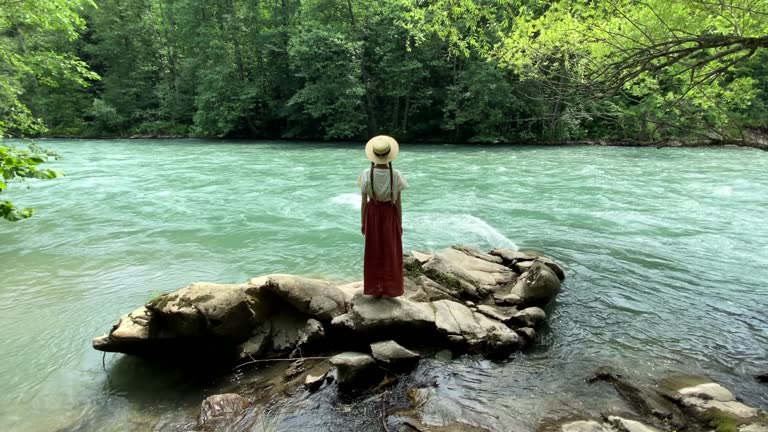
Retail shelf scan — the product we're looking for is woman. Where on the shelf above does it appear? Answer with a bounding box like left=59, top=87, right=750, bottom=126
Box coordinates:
left=357, top=135, right=409, bottom=298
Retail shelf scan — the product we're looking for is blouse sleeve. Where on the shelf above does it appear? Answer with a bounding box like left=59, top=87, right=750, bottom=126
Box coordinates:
left=396, top=171, right=409, bottom=194
left=357, top=169, right=368, bottom=193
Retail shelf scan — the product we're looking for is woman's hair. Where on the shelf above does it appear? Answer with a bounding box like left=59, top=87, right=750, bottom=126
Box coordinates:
left=368, top=162, right=395, bottom=204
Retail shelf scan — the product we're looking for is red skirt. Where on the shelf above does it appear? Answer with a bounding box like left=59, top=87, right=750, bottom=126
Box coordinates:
left=363, top=200, right=404, bottom=297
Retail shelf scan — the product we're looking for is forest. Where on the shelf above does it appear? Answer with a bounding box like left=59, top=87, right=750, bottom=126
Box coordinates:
left=1, top=0, right=768, bottom=144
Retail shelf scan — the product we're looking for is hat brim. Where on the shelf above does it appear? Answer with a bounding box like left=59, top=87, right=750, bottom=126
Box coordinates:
left=365, top=137, right=399, bottom=164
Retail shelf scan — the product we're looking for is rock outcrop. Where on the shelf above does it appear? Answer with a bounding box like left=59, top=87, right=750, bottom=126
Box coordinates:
left=93, top=245, right=564, bottom=362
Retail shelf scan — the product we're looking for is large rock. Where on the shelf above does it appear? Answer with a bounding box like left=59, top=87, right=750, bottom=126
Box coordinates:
left=93, top=246, right=565, bottom=366
left=262, top=274, right=346, bottom=321
left=198, top=393, right=250, bottom=428
left=330, top=352, right=379, bottom=391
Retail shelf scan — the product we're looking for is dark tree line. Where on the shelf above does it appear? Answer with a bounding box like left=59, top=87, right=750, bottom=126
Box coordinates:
left=14, top=0, right=768, bottom=143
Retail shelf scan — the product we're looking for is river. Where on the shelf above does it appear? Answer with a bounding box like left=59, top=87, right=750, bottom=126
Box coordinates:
left=1, top=139, right=766, bottom=431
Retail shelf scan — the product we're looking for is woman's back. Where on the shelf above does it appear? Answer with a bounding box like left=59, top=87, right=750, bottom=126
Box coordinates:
left=357, top=167, right=407, bottom=202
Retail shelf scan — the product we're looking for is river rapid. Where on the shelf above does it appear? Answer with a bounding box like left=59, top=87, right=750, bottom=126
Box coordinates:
left=1, top=139, right=766, bottom=431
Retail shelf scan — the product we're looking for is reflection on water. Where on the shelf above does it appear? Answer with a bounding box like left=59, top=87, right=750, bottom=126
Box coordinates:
left=1, top=140, right=767, bottom=431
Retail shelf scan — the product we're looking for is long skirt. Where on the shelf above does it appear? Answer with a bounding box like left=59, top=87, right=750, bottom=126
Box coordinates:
left=363, top=200, right=404, bottom=297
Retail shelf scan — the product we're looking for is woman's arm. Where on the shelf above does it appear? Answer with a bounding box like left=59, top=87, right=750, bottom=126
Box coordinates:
left=361, top=192, right=368, bottom=235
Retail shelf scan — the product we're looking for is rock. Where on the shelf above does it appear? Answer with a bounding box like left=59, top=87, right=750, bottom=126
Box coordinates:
left=263, top=274, right=346, bottom=321
left=476, top=304, right=517, bottom=322
left=433, top=300, right=521, bottom=355
left=515, top=260, right=535, bottom=273
left=304, top=371, right=328, bottom=392
left=283, top=359, right=306, bottom=381
left=515, top=327, right=536, bottom=342
left=607, top=416, right=660, bottom=432
left=433, top=300, right=484, bottom=338
left=145, top=282, right=258, bottom=340
left=416, top=274, right=465, bottom=301
left=198, top=393, right=250, bottom=426
left=270, top=306, right=311, bottom=353
left=237, top=321, right=272, bottom=359
left=410, top=250, right=434, bottom=263
left=495, top=262, right=561, bottom=307
left=93, top=246, right=565, bottom=365
left=589, top=367, right=688, bottom=428
left=678, top=382, right=735, bottom=401
left=337, top=281, right=363, bottom=304
left=560, top=420, right=609, bottom=432
left=490, top=248, right=538, bottom=263
left=290, top=319, right=325, bottom=357
left=371, top=340, right=420, bottom=370
left=435, top=248, right=517, bottom=287
left=330, top=352, right=379, bottom=391
left=535, top=256, right=566, bottom=281
left=512, top=307, right=547, bottom=327
left=675, top=383, right=760, bottom=418
left=92, top=306, right=152, bottom=353
left=331, top=295, right=435, bottom=335
left=452, top=244, right=505, bottom=264
left=756, top=372, right=768, bottom=383
left=740, top=425, right=768, bottom=432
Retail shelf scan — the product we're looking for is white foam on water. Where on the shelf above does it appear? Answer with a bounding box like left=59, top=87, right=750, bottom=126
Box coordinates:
left=714, top=186, right=733, bottom=196
left=408, top=213, right=518, bottom=250
left=496, top=167, right=507, bottom=172
left=330, top=193, right=361, bottom=208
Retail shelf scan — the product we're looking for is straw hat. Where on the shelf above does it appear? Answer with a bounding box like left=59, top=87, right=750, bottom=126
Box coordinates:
left=365, top=135, right=399, bottom=164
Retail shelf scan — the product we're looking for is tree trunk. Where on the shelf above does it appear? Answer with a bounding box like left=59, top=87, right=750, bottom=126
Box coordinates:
left=346, top=0, right=377, bottom=137
left=402, top=94, right=410, bottom=134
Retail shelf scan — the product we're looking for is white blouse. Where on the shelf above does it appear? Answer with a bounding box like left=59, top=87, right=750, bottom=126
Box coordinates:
left=357, top=167, right=409, bottom=202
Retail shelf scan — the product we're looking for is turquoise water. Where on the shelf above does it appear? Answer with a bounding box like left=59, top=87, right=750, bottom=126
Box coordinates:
left=1, top=140, right=766, bottom=431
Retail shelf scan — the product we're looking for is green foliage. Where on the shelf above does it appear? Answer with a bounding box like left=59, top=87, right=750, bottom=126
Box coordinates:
left=288, top=27, right=366, bottom=140
left=9, top=0, right=768, bottom=144
left=0, top=143, right=61, bottom=221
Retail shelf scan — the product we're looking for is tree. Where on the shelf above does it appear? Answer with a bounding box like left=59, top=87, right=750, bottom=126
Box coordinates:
left=0, top=0, right=97, bottom=220
left=495, top=0, right=768, bottom=140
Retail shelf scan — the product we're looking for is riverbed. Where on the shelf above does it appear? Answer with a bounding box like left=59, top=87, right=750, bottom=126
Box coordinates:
left=1, top=139, right=766, bottom=431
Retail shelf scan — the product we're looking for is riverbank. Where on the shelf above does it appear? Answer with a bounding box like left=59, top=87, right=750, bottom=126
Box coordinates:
left=28, top=130, right=768, bottom=151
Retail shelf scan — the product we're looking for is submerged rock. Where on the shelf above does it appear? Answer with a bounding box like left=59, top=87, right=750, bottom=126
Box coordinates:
left=674, top=382, right=760, bottom=418
left=560, top=420, right=610, bottom=432
left=370, top=340, right=420, bottom=371
left=304, top=371, right=328, bottom=392
left=330, top=352, right=379, bottom=391
left=198, top=393, right=250, bottom=427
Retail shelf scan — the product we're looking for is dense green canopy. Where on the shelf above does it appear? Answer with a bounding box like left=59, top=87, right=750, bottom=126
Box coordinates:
left=5, top=0, right=768, bottom=144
